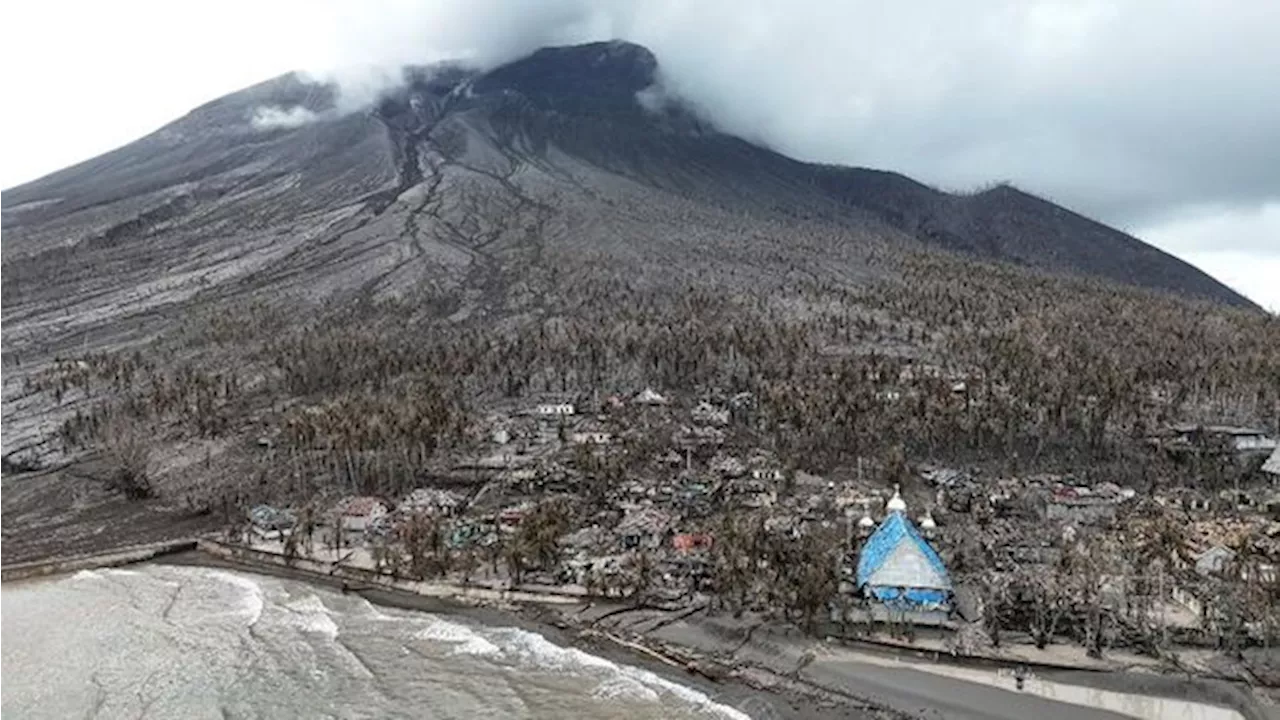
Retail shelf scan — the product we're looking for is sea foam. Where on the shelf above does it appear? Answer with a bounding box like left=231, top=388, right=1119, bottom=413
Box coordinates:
left=206, top=570, right=266, bottom=626
left=280, top=594, right=339, bottom=639
left=414, top=618, right=503, bottom=656
left=591, top=675, right=662, bottom=703
left=493, top=627, right=751, bottom=719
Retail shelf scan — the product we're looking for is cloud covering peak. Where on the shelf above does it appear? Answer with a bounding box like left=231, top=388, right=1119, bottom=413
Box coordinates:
left=5, top=0, right=1277, bottom=307
left=294, top=1, right=1279, bottom=231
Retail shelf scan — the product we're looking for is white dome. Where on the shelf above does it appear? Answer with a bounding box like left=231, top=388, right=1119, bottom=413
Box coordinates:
left=920, top=514, right=936, bottom=529
left=858, top=514, right=876, bottom=528
left=886, top=486, right=907, bottom=513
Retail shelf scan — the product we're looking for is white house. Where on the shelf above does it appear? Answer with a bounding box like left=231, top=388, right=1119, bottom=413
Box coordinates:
left=1195, top=545, right=1236, bottom=577
left=1160, top=424, right=1278, bottom=457
left=570, top=431, right=613, bottom=445
left=536, top=403, right=575, bottom=416
left=633, top=388, right=668, bottom=406
left=751, top=468, right=784, bottom=482
left=1227, top=428, right=1279, bottom=453
left=691, top=401, right=729, bottom=426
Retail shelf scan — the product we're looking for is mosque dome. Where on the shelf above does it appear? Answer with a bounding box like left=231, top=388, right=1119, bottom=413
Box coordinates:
left=886, top=485, right=907, bottom=513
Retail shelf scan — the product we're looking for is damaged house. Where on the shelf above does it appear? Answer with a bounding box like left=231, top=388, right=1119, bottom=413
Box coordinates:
left=1152, top=424, right=1278, bottom=459
left=617, top=507, right=673, bottom=550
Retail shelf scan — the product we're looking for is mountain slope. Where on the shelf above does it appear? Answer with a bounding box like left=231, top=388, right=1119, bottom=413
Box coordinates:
left=4, top=43, right=1279, bottom=571
left=2, top=42, right=1252, bottom=350
left=1, top=41, right=1264, bottom=459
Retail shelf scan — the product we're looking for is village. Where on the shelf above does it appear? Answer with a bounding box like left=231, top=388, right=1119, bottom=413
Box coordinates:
left=238, top=386, right=1280, bottom=672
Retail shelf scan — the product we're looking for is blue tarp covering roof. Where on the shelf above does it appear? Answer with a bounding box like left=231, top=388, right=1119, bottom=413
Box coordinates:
left=856, top=511, right=950, bottom=592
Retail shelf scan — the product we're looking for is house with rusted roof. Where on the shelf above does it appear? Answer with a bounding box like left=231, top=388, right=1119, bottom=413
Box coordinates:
left=332, top=496, right=390, bottom=533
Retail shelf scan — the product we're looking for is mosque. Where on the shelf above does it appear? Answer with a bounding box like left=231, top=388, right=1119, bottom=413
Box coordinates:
left=854, top=486, right=952, bottom=611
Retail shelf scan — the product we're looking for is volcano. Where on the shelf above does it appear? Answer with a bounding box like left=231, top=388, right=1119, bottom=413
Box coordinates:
left=1, top=41, right=1253, bottom=357
left=2, top=41, right=1276, bottom=570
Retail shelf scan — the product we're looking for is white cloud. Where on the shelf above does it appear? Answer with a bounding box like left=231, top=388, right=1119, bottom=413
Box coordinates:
left=9, top=1, right=1279, bottom=222
left=1176, top=251, right=1280, bottom=314
left=251, top=106, right=322, bottom=130
left=1138, top=202, right=1280, bottom=311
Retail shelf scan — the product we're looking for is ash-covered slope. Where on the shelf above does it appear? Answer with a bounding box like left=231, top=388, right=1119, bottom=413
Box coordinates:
left=1, top=40, right=1254, bottom=362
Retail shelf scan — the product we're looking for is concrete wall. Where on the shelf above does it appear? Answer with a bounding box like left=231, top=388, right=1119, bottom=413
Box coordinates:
left=1, top=539, right=197, bottom=582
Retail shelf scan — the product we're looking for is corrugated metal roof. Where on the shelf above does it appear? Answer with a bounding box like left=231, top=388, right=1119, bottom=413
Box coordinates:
left=856, top=512, right=950, bottom=591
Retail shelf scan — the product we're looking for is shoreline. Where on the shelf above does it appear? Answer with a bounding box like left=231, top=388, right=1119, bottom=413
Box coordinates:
left=4, top=541, right=1273, bottom=720
left=156, top=546, right=883, bottom=720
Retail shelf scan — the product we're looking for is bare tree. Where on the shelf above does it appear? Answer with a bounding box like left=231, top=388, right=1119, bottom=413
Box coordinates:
left=98, top=418, right=154, bottom=499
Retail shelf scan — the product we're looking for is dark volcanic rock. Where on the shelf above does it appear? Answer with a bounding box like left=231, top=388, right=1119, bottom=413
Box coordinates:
left=473, top=41, right=659, bottom=114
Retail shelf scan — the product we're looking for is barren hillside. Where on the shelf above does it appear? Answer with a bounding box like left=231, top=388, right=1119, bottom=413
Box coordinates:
left=2, top=42, right=1276, bottom=561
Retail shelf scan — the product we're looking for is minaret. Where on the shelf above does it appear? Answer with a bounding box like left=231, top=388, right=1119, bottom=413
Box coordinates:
left=857, top=502, right=876, bottom=539
left=886, top=484, right=907, bottom=513
left=919, top=510, right=937, bottom=539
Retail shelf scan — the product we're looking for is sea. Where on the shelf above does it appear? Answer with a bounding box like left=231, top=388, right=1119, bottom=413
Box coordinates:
left=1, top=564, right=752, bottom=719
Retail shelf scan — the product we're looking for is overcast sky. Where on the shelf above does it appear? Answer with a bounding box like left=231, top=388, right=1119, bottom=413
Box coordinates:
left=4, top=0, right=1277, bottom=310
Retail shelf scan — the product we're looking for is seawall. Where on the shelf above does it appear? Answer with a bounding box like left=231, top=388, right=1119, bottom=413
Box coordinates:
left=1, top=539, right=197, bottom=582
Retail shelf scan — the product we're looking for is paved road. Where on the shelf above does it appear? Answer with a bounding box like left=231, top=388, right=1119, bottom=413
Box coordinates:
left=806, top=658, right=1136, bottom=720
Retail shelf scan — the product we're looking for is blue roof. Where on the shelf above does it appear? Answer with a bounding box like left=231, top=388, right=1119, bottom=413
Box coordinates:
left=856, top=511, right=949, bottom=589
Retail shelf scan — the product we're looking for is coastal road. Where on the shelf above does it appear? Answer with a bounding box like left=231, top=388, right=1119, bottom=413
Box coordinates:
left=645, top=617, right=1177, bottom=720
left=804, top=658, right=1138, bottom=720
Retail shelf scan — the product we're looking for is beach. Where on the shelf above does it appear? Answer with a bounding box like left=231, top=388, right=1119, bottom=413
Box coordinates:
left=2, top=540, right=1274, bottom=720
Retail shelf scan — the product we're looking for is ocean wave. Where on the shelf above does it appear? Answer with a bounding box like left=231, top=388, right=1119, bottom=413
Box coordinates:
left=495, top=627, right=750, bottom=720
left=284, top=594, right=329, bottom=615
left=206, top=570, right=265, bottom=626
left=413, top=618, right=503, bottom=657
left=279, top=594, right=339, bottom=639
left=591, top=675, right=662, bottom=703
left=495, top=627, right=617, bottom=673
left=292, top=612, right=340, bottom=639
left=454, top=636, right=503, bottom=657
left=353, top=597, right=397, bottom=621
left=413, top=618, right=481, bottom=643
left=618, top=664, right=752, bottom=720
